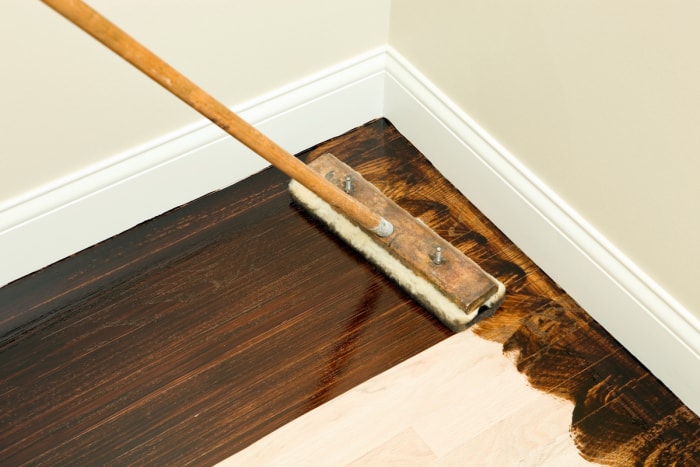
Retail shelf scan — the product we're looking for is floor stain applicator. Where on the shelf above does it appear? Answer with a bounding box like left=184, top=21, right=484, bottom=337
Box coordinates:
left=41, top=0, right=505, bottom=332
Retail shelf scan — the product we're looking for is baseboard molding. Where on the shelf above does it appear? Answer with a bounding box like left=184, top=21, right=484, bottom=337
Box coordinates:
left=383, top=48, right=700, bottom=415
left=0, top=48, right=386, bottom=288
left=1, top=46, right=698, bottom=415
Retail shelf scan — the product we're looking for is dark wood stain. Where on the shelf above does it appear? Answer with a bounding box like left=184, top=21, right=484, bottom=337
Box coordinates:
left=0, top=119, right=698, bottom=465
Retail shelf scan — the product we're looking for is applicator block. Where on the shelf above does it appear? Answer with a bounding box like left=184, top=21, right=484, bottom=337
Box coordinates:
left=289, top=153, right=505, bottom=331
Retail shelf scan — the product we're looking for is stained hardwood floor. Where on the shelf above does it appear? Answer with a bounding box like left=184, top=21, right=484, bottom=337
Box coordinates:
left=0, top=119, right=698, bottom=465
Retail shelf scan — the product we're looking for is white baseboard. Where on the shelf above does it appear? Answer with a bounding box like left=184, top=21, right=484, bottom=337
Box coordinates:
left=383, top=47, right=700, bottom=415
left=1, top=46, right=698, bottom=415
left=0, top=48, right=386, bottom=288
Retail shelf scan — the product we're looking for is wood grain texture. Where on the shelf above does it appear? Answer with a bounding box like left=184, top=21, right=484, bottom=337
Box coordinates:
left=225, top=332, right=591, bottom=466
left=0, top=120, right=450, bottom=466
left=1, top=119, right=698, bottom=465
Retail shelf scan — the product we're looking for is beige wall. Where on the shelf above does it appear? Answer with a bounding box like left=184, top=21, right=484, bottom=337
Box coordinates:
left=390, top=0, right=700, bottom=316
left=0, top=0, right=389, bottom=201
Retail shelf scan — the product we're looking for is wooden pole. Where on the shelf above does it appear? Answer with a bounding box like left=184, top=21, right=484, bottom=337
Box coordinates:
left=40, top=0, right=391, bottom=236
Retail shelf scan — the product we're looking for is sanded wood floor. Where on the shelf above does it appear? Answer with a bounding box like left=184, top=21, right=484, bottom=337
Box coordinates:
left=1, top=119, right=698, bottom=465
left=224, top=330, right=593, bottom=466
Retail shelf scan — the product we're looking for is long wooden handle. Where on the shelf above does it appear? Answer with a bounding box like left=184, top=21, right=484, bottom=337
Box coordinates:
left=40, top=0, right=392, bottom=236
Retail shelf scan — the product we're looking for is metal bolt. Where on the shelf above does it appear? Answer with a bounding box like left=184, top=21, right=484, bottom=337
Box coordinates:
left=432, top=246, right=443, bottom=265
left=343, top=175, right=352, bottom=193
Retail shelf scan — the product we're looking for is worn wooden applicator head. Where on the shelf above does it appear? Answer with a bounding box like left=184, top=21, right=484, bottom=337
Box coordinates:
left=289, top=155, right=505, bottom=331
left=41, top=0, right=505, bottom=331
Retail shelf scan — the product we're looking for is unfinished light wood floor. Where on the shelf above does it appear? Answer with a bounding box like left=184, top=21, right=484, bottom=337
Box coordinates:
left=224, top=331, right=592, bottom=466
left=1, top=120, right=698, bottom=466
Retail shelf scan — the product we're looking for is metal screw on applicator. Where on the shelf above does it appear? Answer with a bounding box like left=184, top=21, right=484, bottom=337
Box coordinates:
left=343, top=175, right=353, bottom=193
left=432, top=246, right=443, bottom=265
